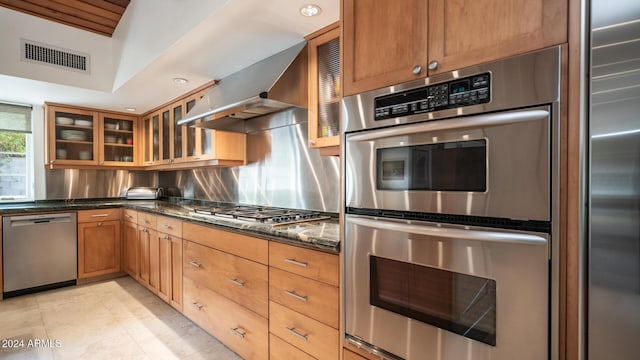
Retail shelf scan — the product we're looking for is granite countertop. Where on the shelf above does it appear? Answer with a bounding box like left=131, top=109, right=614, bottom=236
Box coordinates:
left=0, top=199, right=340, bottom=253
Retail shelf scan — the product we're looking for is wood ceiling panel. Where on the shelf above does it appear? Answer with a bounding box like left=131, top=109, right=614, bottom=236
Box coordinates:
left=0, top=0, right=130, bottom=37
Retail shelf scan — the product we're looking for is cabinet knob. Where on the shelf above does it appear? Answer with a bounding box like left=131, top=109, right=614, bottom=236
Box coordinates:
left=309, top=140, right=316, bottom=146
left=412, top=65, right=423, bottom=74
left=428, top=61, right=440, bottom=70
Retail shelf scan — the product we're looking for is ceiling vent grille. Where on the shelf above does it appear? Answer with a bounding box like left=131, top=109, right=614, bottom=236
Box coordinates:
left=21, top=39, right=90, bottom=73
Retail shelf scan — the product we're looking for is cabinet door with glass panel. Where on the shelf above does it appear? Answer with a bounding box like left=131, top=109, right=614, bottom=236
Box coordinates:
left=142, top=110, right=161, bottom=166
left=307, top=23, right=340, bottom=153
left=46, top=104, right=99, bottom=166
left=99, top=113, right=138, bottom=166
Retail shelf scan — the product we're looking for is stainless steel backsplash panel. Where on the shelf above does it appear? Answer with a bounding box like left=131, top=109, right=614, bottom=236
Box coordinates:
left=44, top=109, right=339, bottom=213
left=160, top=109, right=340, bottom=212
left=45, top=169, right=158, bottom=199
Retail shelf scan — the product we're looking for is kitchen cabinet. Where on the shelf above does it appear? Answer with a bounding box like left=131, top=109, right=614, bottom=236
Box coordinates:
left=142, top=85, right=247, bottom=168
left=122, top=209, right=138, bottom=278
left=307, top=22, right=341, bottom=155
left=137, top=212, right=158, bottom=293
left=1, top=217, right=3, bottom=299
left=45, top=103, right=140, bottom=168
left=156, top=215, right=183, bottom=311
left=268, top=242, right=340, bottom=359
left=342, top=0, right=567, bottom=96
left=77, top=209, right=121, bottom=279
left=182, top=222, right=269, bottom=360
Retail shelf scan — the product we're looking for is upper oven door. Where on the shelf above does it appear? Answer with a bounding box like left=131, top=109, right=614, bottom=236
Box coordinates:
left=345, top=106, right=550, bottom=221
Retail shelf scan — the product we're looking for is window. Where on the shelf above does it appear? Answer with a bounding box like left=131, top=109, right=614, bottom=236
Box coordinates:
left=0, top=102, right=33, bottom=202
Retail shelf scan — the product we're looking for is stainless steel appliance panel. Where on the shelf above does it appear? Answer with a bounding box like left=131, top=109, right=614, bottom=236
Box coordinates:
left=345, top=214, right=549, bottom=360
left=345, top=106, right=551, bottom=220
left=342, top=46, right=560, bottom=133
left=3, top=213, right=77, bottom=293
left=588, top=1, right=640, bottom=359
left=45, top=169, right=157, bottom=199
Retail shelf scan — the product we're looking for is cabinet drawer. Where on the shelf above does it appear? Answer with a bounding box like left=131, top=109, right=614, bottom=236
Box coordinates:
left=270, top=334, right=315, bottom=360
left=137, top=212, right=156, bottom=228
left=77, top=208, right=121, bottom=223
left=270, top=267, right=339, bottom=328
left=269, top=242, right=339, bottom=286
left=183, top=277, right=268, bottom=360
left=183, top=240, right=268, bottom=317
left=156, top=215, right=182, bottom=237
left=123, top=209, right=137, bottom=223
left=183, top=222, right=268, bottom=264
left=269, top=301, right=339, bottom=360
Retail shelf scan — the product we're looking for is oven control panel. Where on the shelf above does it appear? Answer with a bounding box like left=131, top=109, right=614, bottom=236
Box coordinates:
left=374, top=73, right=491, bottom=121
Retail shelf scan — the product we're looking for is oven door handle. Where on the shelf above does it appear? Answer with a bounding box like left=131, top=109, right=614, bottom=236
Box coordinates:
left=346, top=109, right=549, bottom=142
left=347, top=216, right=547, bottom=245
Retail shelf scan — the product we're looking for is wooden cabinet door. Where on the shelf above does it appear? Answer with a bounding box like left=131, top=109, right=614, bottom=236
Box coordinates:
left=148, top=228, right=159, bottom=294
left=158, top=233, right=171, bottom=303
left=170, top=236, right=183, bottom=311
left=342, top=0, right=428, bottom=96
left=78, top=220, right=121, bottom=278
left=122, top=221, right=138, bottom=278
left=427, top=0, right=567, bottom=74
left=138, top=226, right=150, bottom=285
left=45, top=104, right=100, bottom=167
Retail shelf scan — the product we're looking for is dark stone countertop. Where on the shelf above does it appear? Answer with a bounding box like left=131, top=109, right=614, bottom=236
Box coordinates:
left=0, top=199, right=340, bottom=253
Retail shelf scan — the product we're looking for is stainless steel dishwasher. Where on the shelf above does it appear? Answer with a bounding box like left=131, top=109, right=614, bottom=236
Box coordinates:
left=3, top=212, right=77, bottom=298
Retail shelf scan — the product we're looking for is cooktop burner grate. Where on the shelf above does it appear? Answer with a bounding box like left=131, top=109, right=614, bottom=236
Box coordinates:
left=191, top=205, right=330, bottom=225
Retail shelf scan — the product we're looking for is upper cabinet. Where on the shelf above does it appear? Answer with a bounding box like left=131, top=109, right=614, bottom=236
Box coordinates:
left=141, top=84, right=246, bottom=169
left=342, top=0, right=567, bottom=96
left=46, top=103, right=139, bottom=168
left=307, top=22, right=341, bottom=155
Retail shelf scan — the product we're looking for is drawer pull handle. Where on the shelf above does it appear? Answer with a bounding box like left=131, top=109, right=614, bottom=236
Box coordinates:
left=285, top=327, right=308, bottom=341
left=285, top=290, right=308, bottom=302
left=162, top=224, right=171, bottom=229
left=191, top=302, right=203, bottom=310
left=230, top=327, right=246, bottom=339
left=190, top=261, right=201, bottom=268
left=163, top=235, right=170, bottom=240
left=91, top=214, right=109, bottom=218
left=284, top=258, right=308, bottom=268
left=125, top=214, right=133, bottom=218
left=229, top=278, right=245, bottom=287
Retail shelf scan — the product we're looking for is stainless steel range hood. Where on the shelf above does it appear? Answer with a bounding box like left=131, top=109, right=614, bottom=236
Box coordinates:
left=178, top=41, right=308, bottom=131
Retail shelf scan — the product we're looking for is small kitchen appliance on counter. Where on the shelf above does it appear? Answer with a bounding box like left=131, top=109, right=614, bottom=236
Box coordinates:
left=125, top=187, right=164, bottom=200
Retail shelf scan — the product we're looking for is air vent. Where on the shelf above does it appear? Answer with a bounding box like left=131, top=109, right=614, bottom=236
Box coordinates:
left=21, top=39, right=90, bottom=73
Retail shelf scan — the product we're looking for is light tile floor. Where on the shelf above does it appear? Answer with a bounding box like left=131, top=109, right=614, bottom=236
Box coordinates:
left=0, top=277, right=242, bottom=360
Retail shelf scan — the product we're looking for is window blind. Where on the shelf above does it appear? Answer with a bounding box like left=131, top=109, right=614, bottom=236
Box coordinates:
left=0, top=102, right=32, bottom=133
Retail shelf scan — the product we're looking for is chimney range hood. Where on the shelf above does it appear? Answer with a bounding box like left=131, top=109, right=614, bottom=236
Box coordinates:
left=178, top=41, right=308, bottom=130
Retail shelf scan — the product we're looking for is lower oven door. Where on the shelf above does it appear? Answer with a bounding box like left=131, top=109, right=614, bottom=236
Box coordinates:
left=344, top=214, right=549, bottom=360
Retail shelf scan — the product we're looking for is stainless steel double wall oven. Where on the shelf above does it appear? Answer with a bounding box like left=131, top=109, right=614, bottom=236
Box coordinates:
left=342, top=47, right=561, bottom=360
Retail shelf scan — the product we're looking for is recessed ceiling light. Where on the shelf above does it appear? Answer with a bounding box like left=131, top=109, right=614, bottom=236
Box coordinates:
left=299, top=4, right=322, bottom=17
left=124, top=107, right=136, bottom=112
left=173, top=77, right=189, bottom=84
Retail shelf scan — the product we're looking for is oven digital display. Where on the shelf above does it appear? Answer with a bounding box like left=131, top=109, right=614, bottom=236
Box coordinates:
left=374, top=73, right=491, bottom=120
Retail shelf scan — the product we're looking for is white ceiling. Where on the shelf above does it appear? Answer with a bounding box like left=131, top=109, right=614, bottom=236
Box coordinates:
left=0, top=0, right=339, bottom=114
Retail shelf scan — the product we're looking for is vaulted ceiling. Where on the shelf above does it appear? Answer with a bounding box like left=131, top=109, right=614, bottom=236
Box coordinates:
left=0, top=0, right=130, bottom=37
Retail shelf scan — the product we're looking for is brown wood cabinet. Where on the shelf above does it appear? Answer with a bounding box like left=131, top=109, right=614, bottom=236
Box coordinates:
left=45, top=103, right=140, bottom=168
left=122, top=209, right=138, bottom=278
left=342, top=0, right=567, bottom=96
left=137, top=212, right=158, bottom=292
left=182, top=223, right=269, bottom=359
left=268, top=242, right=340, bottom=359
left=77, top=209, right=121, bottom=279
left=307, top=22, right=341, bottom=155
left=156, top=215, right=183, bottom=311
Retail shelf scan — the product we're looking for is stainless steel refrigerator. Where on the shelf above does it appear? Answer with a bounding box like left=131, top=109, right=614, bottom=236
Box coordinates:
left=589, top=0, right=640, bottom=358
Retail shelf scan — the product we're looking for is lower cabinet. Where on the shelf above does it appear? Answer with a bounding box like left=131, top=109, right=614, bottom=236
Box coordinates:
left=122, top=217, right=138, bottom=277
left=157, top=215, right=183, bottom=311
left=77, top=209, right=122, bottom=279
left=268, top=242, right=340, bottom=359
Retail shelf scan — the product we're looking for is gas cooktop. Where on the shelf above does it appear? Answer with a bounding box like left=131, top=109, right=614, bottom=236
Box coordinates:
left=190, top=205, right=330, bottom=226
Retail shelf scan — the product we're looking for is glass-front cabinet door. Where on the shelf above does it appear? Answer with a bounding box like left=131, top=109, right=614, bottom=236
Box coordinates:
left=161, top=107, right=171, bottom=164
left=99, top=113, right=137, bottom=166
left=307, top=23, right=340, bottom=153
left=47, top=105, right=99, bottom=166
